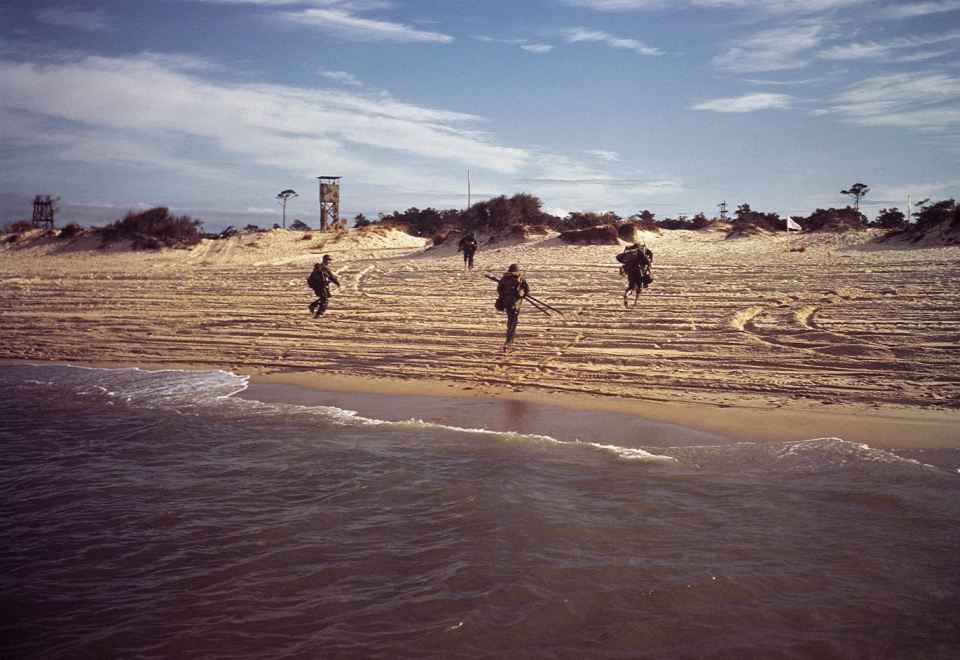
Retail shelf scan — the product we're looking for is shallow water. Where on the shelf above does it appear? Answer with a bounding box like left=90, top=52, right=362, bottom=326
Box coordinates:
left=2, top=364, right=958, bottom=658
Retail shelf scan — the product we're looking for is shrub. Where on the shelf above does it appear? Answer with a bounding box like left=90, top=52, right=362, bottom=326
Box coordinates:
left=874, top=208, right=906, bottom=230
left=101, top=207, right=204, bottom=248
left=914, top=199, right=958, bottom=229
left=559, top=211, right=621, bottom=231
left=353, top=213, right=372, bottom=228
left=379, top=207, right=452, bottom=237
left=802, top=207, right=867, bottom=232
left=730, top=203, right=783, bottom=234
left=290, top=219, right=311, bottom=231
left=559, top=225, right=620, bottom=245
left=4, top=220, right=34, bottom=233
left=58, top=223, right=83, bottom=239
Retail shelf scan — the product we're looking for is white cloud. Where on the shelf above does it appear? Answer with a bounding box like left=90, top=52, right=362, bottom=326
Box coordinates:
left=473, top=35, right=555, bottom=53
left=818, top=29, right=960, bottom=62
left=513, top=152, right=683, bottom=210
left=877, top=1, right=960, bottom=18
left=692, top=92, right=793, bottom=112
left=275, top=8, right=453, bottom=43
left=829, top=72, right=960, bottom=130
left=0, top=54, right=530, bottom=187
left=563, top=28, right=661, bottom=55
left=36, top=6, right=110, bottom=32
left=561, top=0, right=864, bottom=12
left=712, top=22, right=825, bottom=72
left=870, top=180, right=960, bottom=202
left=740, top=76, right=826, bottom=85
left=319, top=68, right=363, bottom=85
left=586, top=149, right=620, bottom=161
left=520, top=43, right=554, bottom=53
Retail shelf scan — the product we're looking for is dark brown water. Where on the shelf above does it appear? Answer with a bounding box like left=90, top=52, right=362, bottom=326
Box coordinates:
left=2, top=365, right=959, bottom=658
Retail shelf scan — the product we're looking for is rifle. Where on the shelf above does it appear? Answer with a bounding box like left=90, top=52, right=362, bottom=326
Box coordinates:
left=484, top=274, right=563, bottom=316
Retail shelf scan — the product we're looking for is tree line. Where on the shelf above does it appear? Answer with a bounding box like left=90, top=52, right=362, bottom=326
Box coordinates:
left=359, top=190, right=957, bottom=241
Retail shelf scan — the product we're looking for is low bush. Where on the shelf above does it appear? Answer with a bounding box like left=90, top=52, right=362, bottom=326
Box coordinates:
left=559, top=225, right=620, bottom=245
left=4, top=220, right=34, bottom=233
left=58, top=223, right=84, bottom=239
left=101, top=207, right=203, bottom=248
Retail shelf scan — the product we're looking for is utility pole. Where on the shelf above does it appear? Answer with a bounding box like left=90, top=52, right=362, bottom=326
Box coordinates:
left=467, top=170, right=471, bottom=210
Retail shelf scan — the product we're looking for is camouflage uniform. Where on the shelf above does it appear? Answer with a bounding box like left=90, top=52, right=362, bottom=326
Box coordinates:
left=307, top=257, right=340, bottom=317
left=496, top=264, right=530, bottom=347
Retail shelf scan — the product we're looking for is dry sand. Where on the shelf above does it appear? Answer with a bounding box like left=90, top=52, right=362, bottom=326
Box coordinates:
left=2, top=225, right=958, bottom=448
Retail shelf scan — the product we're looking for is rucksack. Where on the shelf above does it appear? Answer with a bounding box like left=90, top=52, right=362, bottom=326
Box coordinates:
left=617, top=247, right=650, bottom=268
left=306, top=270, right=323, bottom=290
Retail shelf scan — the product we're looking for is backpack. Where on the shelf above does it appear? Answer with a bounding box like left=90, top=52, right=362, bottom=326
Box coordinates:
left=496, top=273, right=523, bottom=310
left=617, top=247, right=650, bottom=269
left=306, top=269, right=324, bottom=290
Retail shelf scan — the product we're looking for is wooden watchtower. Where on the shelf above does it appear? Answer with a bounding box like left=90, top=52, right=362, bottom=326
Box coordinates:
left=317, top=176, right=341, bottom=232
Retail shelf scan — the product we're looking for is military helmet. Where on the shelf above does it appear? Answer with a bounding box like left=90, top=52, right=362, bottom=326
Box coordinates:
left=507, top=263, right=520, bottom=272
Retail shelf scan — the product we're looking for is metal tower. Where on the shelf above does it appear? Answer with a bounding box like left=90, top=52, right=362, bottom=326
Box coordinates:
left=32, top=195, right=56, bottom=229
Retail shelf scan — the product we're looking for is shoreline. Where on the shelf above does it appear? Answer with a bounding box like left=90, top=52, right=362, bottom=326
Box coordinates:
left=5, top=358, right=958, bottom=450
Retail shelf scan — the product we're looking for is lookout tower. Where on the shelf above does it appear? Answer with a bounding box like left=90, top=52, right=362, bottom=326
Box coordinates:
left=32, top=194, right=56, bottom=230
left=317, top=176, right=341, bottom=231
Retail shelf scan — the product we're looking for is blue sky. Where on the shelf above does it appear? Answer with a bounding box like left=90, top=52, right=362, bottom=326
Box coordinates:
left=1, top=0, right=959, bottom=231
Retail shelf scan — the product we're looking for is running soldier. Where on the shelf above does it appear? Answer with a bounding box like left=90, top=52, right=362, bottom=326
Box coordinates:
left=306, top=255, right=341, bottom=318
left=457, top=232, right=478, bottom=271
left=616, top=242, right=653, bottom=308
left=495, top=263, right=530, bottom=351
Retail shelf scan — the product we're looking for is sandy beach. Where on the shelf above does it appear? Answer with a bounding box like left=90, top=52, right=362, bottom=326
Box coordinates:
left=2, top=225, right=958, bottom=448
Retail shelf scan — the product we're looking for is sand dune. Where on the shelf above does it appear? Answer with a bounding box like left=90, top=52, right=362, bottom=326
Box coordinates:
left=2, top=225, right=957, bottom=446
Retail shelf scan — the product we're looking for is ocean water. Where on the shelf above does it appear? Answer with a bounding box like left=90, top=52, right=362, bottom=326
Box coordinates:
left=2, top=364, right=958, bottom=659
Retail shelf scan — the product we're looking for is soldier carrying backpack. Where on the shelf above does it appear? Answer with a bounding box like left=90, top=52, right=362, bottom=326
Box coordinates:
left=495, top=263, right=530, bottom=352
left=457, top=232, right=478, bottom=271
left=616, top=242, right=653, bottom=308
left=307, top=254, right=341, bottom=318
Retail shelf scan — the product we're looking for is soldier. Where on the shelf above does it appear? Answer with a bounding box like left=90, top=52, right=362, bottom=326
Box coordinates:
left=307, top=254, right=341, bottom=318
left=495, top=263, right=530, bottom=351
left=457, top=232, right=478, bottom=271
left=616, top=242, right=653, bottom=308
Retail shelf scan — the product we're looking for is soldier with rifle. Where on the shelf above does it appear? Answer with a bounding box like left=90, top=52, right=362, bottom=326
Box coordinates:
left=306, top=254, right=341, bottom=318
left=494, top=263, right=530, bottom=352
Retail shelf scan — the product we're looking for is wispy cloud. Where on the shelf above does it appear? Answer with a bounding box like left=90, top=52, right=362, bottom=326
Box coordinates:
left=712, top=22, right=826, bottom=72
left=520, top=43, right=554, bottom=53
left=877, top=1, right=960, bottom=18
left=275, top=8, right=454, bottom=43
left=319, top=68, right=363, bottom=85
left=474, top=35, right=555, bottom=53
left=818, top=29, right=960, bottom=62
left=0, top=54, right=527, bottom=186
left=828, top=72, right=960, bottom=131
left=740, top=76, right=826, bottom=86
left=36, top=6, right=110, bottom=32
left=692, top=92, right=793, bottom=112
left=869, top=179, right=960, bottom=203
left=563, top=28, right=661, bottom=55
left=586, top=149, right=620, bottom=161
left=561, top=0, right=864, bottom=13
